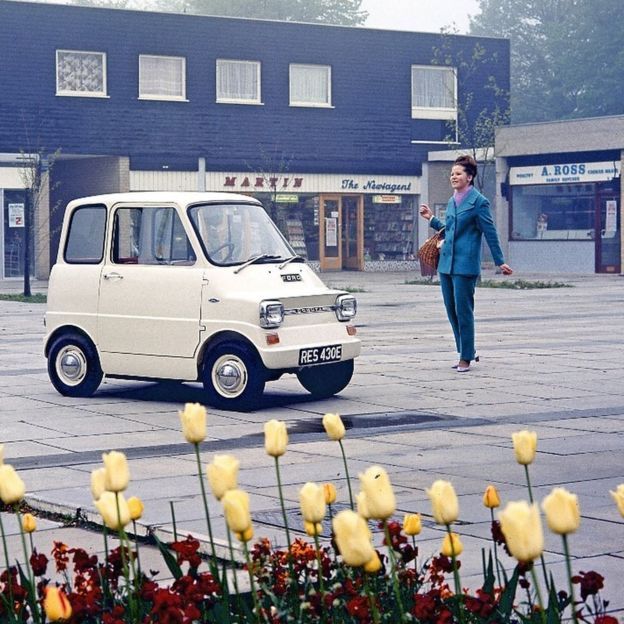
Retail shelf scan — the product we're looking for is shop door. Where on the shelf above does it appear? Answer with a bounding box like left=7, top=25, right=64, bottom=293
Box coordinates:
left=319, top=195, right=342, bottom=270
left=342, top=195, right=364, bottom=270
left=2, top=190, right=30, bottom=278
left=596, top=194, right=620, bottom=273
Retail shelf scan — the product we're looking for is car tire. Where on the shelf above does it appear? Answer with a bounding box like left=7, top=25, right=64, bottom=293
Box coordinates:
left=297, top=359, right=354, bottom=399
left=48, top=332, right=103, bottom=397
left=202, top=342, right=265, bottom=411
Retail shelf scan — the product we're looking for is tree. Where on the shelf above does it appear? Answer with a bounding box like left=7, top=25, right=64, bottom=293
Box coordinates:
left=469, top=0, right=624, bottom=123
left=433, top=32, right=510, bottom=191
left=69, top=0, right=368, bottom=26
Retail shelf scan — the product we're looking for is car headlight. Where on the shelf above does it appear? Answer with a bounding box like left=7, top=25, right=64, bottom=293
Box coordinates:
left=259, top=300, right=284, bottom=328
left=335, top=294, right=357, bottom=321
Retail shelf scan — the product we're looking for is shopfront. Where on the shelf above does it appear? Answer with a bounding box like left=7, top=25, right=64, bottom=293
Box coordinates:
left=508, top=160, right=621, bottom=273
left=130, top=169, right=420, bottom=271
left=0, top=164, right=30, bottom=280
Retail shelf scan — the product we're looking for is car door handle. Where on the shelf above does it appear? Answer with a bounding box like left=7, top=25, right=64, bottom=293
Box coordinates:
left=103, top=272, right=124, bottom=281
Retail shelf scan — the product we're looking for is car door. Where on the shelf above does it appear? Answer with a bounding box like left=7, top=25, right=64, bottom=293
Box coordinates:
left=97, top=204, right=204, bottom=358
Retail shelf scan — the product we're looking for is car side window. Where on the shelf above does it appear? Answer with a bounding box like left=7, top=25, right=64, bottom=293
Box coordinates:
left=112, top=207, right=196, bottom=265
left=64, top=205, right=107, bottom=264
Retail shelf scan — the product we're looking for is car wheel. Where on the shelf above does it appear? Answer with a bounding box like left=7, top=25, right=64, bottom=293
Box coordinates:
left=48, top=332, right=103, bottom=397
left=203, top=342, right=265, bottom=411
left=297, top=359, right=354, bottom=399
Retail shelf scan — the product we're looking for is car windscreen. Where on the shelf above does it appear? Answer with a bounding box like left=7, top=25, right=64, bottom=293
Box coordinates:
left=188, top=202, right=294, bottom=265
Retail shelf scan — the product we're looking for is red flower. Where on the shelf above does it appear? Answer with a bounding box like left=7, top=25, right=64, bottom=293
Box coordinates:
left=572, top=570, right=605, bottom=601
left=413, top=593, right=437, bottom=621
left=52, top=541, right=70, bottom=572
left=595, top=616, right=619, bottom=624
left=346, top=595, right=370, bottom=621
left=30, top=550, right=48, bottom=576
left=171, top=535, right=202, bottom=570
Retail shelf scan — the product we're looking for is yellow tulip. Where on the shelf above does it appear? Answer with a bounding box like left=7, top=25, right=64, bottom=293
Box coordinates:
left=304, top=521, right=323, bottom=537
left=206, top=454, right=240, bottom=501
left=102, top=451, right=130, bottom=493
left=264, top=419, right=288, bottom=457
left=95, top=491, right=131, bottom=530
left=610, top=484, right=624, bottom=517
left=359, top=466, right=395, bottom=520
left=43, top=586, right=72, bottom=621
left=441, top=532, right=463, bottom=557
left=179, top=402, right=207, bottom=444
left=22, top=513, right=37, bottom=533
left=426, top=480, right=459, bottom=525
left=0, top=464, right=25, bottom=504
left=483, top=485, right=501, bottom=509
left=90, top=467, right=107, bottom=501
left=512, top=430, right=537, bottom=465
left=322, top=413, right=346, bottom=441
left=542, top=488, right=580, bottom=535
left=333, top=509, right=376, bottom=567
left=403, top=513, right=422, bottom=536
left=299, top=482, right=326, bottom=524
left=498, top=501, right=544, bottom=563
left=356, top=491, right=371, bottom=519
left=235, top=526, right=254, bottom=543
left=363, top=550, right=382, bottom=573
left=323, top=482, right=337, bottom=505
left=127, top=496, right=144, bottom=521
left=222, top=489, right=252, bottom=535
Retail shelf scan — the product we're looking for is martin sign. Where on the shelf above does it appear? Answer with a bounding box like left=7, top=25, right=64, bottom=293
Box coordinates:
left=208, top=171, right=420, bottom=195
left=510, top=161, right=621, bottom=186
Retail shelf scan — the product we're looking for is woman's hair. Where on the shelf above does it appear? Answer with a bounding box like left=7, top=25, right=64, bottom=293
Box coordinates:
left=454, top=155, right=477, bottom=185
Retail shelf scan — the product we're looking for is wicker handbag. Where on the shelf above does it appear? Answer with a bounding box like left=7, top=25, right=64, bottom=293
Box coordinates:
left=417, top=228, right=445, bottom=271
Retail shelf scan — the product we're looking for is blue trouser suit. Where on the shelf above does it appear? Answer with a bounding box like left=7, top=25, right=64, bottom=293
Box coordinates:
left=439, top=273, right=478, bottom=361
left=429, top=188, right=506, bottom=363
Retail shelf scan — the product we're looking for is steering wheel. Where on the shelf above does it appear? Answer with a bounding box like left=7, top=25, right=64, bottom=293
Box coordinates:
left=209, top=242, right=235, bottom=262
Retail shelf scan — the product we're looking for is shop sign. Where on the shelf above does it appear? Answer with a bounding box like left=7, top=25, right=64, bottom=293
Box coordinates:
left=341, top=179, right=412, bottom=192
left=223, top=176, right=304, bottom=189
left=275, top=194, right=299, bottom=203
left=8, top=203, right=25, bottom=228
left=372, top=195, right=402, bottom=204
left=510, top=161, right=621, bottom=185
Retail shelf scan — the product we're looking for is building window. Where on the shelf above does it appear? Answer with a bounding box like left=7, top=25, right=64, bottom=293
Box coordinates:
left=56, top=50, right=107, bottom=97
left=289, top=64, right=332, bottom=107
left=411, top=65, right=456, bottom=120
left=216, top=60, right=261, bottom=104
left=511, top=184, right=595, bottom=240
left=139, top=55, right=186, bottom=101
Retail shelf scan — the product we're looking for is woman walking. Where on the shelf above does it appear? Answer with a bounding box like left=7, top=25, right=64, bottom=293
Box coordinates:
left=419, top=155, right=513, bottom=372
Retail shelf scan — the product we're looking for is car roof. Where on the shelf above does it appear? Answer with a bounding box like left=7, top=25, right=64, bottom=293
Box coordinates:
left=66, top=191, right=262, bottom=208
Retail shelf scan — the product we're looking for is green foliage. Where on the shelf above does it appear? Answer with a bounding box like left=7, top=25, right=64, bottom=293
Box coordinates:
left=0, top=293, right=47, bottom=303
left=469, top=0, right=624, bottom=122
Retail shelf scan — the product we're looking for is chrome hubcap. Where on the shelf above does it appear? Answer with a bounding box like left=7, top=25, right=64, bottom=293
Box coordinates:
left=212, top=355, right=248, bottom=398
left=56, top=346, right=87, bottom=386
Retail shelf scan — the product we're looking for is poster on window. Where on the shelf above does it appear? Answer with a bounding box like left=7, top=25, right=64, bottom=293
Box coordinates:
left=8, top=203, right=25, bottom=228
left=605, top=200, right=617, bottom=233
left=325, top=217, right=338, bottom=247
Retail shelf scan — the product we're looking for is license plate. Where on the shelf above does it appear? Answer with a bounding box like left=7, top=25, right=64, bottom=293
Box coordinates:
left=298, top=344, right=342, bottom=366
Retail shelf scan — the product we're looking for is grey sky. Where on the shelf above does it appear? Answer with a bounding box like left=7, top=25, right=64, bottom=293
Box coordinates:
left=361, top=0, right=480, bottom=34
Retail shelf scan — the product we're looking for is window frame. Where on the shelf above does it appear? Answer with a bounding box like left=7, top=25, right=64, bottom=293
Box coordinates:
left=411, top=64, right=457, bottom=120
left=56, top=49, right=108, bottom=98
left=215, top=59, right=262, bottom=105
left=138, top=54, right=188, bottom=102
left=63, top=205, right=107, bottom=264
left=289, top=63, right=333, bottom=108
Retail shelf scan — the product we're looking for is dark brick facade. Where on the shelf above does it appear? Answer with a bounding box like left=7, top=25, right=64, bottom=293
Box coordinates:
left=0, top=0, right=509, bottom=176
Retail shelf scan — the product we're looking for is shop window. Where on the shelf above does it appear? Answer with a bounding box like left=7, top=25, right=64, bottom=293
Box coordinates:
left=289, top=64, right=332, bottom=107
left=216, top=59, right=261, bottom=104
left=64, top=205, right=107, bottom=263
left=511, top=185, right=595, bottom=240
left=411, top=65, right=456, bottom=120
left=139, top=55, right=186, bottom=101
left=56, top=50, right=107, bottom=97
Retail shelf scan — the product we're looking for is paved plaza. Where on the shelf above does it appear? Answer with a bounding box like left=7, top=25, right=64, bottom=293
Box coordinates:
left=2, top=270, right=624, bottom=612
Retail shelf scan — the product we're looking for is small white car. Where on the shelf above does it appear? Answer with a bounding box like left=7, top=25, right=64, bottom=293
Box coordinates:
left=44, top=192, right=360, bottom=410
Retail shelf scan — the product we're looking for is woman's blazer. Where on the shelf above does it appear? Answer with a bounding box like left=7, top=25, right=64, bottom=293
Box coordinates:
left=429, top=188, right=505, bottom=276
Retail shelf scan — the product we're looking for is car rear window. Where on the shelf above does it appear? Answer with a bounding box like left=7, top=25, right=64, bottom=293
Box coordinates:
left=64, top=205, right=107, bottom=264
